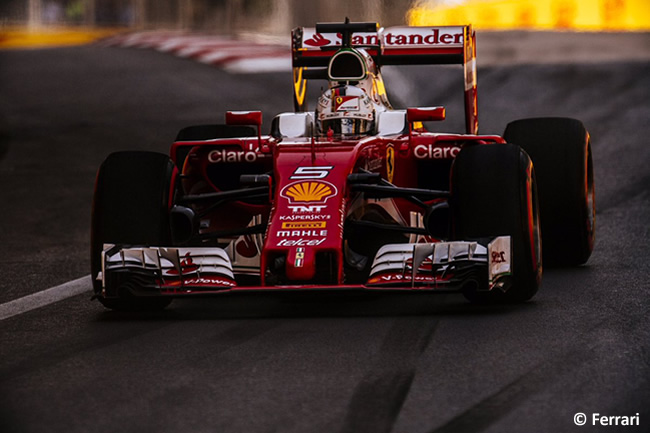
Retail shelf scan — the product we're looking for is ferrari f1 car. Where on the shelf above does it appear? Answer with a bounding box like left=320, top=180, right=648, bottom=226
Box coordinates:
left=91, top=20, right=595, bottom=310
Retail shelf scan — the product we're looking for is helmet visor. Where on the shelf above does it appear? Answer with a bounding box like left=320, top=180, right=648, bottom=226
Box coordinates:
left=321, top=118, right=373, bottom=137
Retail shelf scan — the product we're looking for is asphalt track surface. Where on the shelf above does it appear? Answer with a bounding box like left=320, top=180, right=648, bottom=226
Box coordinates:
left=0, top=43, right=649, bottom=433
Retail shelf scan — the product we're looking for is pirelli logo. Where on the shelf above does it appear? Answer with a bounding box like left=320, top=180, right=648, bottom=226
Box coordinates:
left=281, top=221, right=327, bottom=229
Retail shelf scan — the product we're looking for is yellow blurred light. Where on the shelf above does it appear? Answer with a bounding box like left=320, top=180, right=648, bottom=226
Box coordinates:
left=407, top=0, right=650, bottom=31
left=0, top=27, right=125, bottom=49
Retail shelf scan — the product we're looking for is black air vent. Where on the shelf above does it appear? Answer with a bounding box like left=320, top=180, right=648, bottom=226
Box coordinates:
left=329, top=50, right=366, bottom=80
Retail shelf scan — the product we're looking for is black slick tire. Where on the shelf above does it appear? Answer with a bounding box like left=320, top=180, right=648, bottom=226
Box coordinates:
left=451, top=143, right=542, bottom=303
left=504, top=117, right=595, bottom=266
left=90, top=151, right=175, bottom=311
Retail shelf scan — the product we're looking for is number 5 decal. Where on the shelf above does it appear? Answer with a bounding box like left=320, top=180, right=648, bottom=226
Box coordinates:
left=290, top=166, right=333, bottom=180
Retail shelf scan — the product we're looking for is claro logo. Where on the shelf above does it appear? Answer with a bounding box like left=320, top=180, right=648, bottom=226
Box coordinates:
left=208, top=149, right=260, bottom=163
left=414, top=145, right=461, bottom=159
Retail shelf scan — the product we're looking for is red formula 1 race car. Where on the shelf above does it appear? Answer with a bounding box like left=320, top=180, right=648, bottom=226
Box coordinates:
left=91, top=20, right=595, bottom=310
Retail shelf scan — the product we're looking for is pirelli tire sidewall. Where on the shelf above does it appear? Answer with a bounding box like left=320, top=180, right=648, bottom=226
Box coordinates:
left=90, top=151, right=176, bottom=308
left=451, top=143, right=542, bottom=303
left=504, top=117, right=595, bottom=266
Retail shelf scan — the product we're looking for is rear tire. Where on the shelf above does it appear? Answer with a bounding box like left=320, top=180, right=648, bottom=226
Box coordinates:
left=451, top=143, right=542, bottom=303
left=90, top=151, right=176, bottom=311
left=504, top=117, right=595, bottom=266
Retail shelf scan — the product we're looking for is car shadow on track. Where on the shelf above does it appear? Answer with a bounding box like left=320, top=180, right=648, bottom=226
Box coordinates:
left=92, top=292, right=538, bottom=322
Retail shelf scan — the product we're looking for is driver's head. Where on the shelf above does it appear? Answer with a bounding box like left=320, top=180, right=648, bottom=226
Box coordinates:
left=316, top=85, right=376, bottom=138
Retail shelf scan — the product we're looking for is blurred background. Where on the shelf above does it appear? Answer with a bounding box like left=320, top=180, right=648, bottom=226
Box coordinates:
left=2, top=0, right=413, bottom=34
left=1, top=0, right=649, bottom=35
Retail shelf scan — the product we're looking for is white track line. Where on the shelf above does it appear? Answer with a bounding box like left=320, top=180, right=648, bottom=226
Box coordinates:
left=0, top=275, right=91, bottom=321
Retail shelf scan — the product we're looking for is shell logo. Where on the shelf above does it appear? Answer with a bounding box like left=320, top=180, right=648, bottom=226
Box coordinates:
left=280, top=181, right=337, bottom=204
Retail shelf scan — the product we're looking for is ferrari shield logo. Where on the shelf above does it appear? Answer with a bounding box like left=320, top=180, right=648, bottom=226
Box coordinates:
left=386, top=145, right=395, bottom=183
left=333, top=95, right=359, bottom=112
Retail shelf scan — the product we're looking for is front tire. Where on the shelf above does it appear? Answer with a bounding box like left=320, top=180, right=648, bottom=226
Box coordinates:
left=90, top=151, right=176, bottom=311
left=451, top=143, right=542, bottom=303
left=504, top=117, right=595, bottom=266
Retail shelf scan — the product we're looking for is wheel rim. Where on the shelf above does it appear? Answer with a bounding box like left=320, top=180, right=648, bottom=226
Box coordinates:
left=585, top=140, right=596, bottom=250
left=525, top=160, right=542, bottom=282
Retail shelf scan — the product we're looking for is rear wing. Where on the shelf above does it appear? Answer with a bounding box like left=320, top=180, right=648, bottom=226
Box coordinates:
left=291, top=22, right=478, bottom=134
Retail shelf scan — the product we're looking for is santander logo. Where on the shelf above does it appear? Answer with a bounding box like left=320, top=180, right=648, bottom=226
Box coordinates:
left=165, top=252, right=199, bottom=275
left=301, top=26, right=464, bottom=49
left=384, top=28, right=463, bottom=47
left=304, top=33, right=331, bottom=47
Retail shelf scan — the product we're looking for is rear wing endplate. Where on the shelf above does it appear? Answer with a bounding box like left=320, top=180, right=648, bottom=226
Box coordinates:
left=292, top=23, right=478, bottom=134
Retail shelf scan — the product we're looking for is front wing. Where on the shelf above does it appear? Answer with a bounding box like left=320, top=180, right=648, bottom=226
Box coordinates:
left=98, top=237, right=511, bottom=298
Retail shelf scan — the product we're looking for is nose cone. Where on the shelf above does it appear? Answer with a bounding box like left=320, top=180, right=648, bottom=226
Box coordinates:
left=285, top=245, right=316, bottom=281
left=262, top=150, right=356, bottom=285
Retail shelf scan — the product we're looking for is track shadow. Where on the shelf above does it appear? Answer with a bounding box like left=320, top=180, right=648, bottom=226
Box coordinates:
left=0, top=126, right=10, bottom=161
left=93, top=291, right=538, bottom=322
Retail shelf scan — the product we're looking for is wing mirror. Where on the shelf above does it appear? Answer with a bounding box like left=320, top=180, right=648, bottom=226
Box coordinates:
left=407, top=107, right=446, bottom=123
left=226, top=110, right=263, bottom=149
left=407, top=107, right=446, bottom=138
left=226, top=110, right=262, bottom=127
